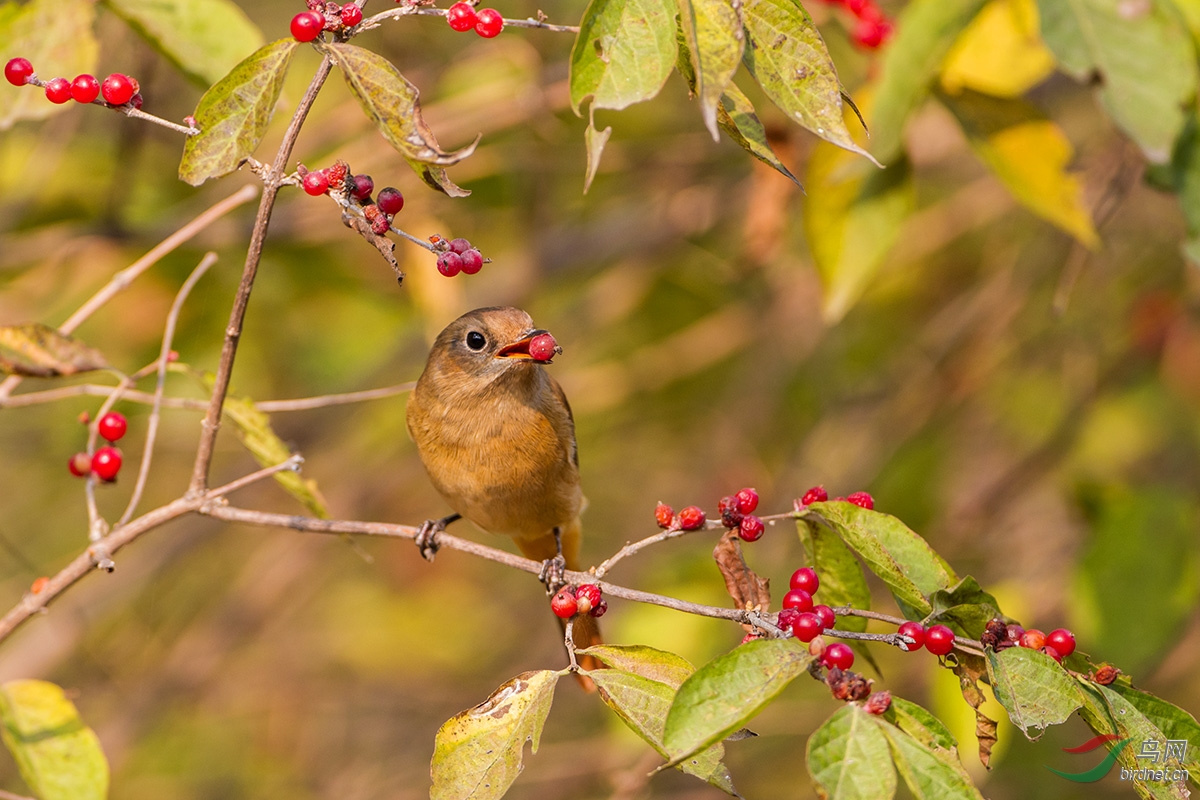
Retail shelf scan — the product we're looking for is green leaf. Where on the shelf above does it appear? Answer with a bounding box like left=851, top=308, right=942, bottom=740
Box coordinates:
left=589, top=670, right=739, bottom=796
left=803, top=502, right=956, bottom=617
left=869, top=0, right=989, bottom=165
left=0, top=0, right=99, bottom=131
left=927, top=576, right=1001, bottom=638
left=102, top=0, right=264, bottom=87
left=796, top=516, right=871, bottom=632
left=939, top=0, right=1056, bottom=97
left=677, top=0, right=744, bottom=140
left=1036, top=0, right=1196, bottom=163
left=885, top=697, right=959, bottom=754
left=178, top=38, right=297, bottom=186
left=1167, top=111, right=1200, bottom=265
left=803, top=141, right=914, bottom=323
left=578, top=643, right=696, bottom=687
left=676, top=36, right=800, bottom=185
left=1075, top=681, right=1192, bottom=799
left=879, top=720, right=985, bottom=800
left=939, top=89, right=1098, bottom=246
left=324, top=43, right=476, bottom=198
left=716, top=85, right=802, bottom=186
left=1076, top=487, right=1200, bottom=674
left=0, top=323, right=108, bottom=377
left=0, top=680, right=108, bottom=800
left=431, top=671, right=559, bottom=800
left=741, top=0, right=877, bottom=163
left=569, top=0, right=677, bottom=113
left=806, top=705, right=897, bottom=800
left=986, top=646, right=1082, bottom=736
left=1109, top=682, right=1200, bottom=775
left=662, top=638, right=812, bottom=765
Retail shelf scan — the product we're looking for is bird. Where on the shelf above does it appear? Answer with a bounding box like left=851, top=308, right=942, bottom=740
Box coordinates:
left=405, top=307, right=602, bottom=686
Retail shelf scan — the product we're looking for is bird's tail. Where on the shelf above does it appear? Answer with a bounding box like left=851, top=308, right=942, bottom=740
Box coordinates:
left=516, top=520, right=603, bottom=692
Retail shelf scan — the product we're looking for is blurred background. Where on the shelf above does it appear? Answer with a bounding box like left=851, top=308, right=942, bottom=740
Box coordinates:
left=0, top=0, right=1198, bottom=797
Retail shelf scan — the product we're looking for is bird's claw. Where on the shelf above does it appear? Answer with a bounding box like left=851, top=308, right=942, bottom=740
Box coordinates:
left=538, top=554, right=567, bottom=590
left=415, top=519, right=444, bottom=561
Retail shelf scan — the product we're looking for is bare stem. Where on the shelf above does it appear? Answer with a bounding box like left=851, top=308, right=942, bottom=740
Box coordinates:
left=0, top=185, right=258, bottom=402
left=188, top=56, right=336, bottom=495
left=116, top=253, right=216, bottom=527
left=255, top=382, right=415, bottom=411
left=593, top=522, right=721, bottom=579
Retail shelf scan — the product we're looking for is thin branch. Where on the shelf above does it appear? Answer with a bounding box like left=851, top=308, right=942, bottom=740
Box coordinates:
left=117, top=253, right=217, bottom=527
left=405, top=6, right=579, bottom=32
left=255, top=382, right=415, bottom=411
left=188, top=56, right=336, bottom=495
left=208, top=455, right=304, bottom=499
left=833, top=606, right=986, bottom=655
left=0, top=184, right=258, bottom=402
left=594, top=522, right=723, bottom=579
left=22, top=77, right=200, bottom=135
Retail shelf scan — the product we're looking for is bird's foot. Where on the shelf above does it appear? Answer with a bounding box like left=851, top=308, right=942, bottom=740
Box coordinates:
left=414, top=513, right=460, bottom=562
left=538, top=554, right=567, bottom=591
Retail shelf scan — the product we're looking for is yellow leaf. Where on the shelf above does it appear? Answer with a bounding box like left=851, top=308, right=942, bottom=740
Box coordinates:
left=941, top=90, right=1098, bottom=247
left=941, top=0, right=1055, bottom=97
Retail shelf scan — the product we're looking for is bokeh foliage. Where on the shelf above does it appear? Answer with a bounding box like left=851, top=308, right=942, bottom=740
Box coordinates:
left=0, top=0, right=1198, bottom=797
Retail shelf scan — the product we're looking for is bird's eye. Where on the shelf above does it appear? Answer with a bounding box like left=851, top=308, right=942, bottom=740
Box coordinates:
left=465, top=331, right=486, bottom=351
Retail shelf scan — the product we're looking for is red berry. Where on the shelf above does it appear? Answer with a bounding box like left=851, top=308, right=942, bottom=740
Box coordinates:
left=474, top=7, right=503, bottom=37
left=590, top=598, right=608, bottom=618
left=5, top=57, right=33, bottom=86
left=91, top=446, right=122, bottom=482
left=1019, top=629, right=1046, bottom=650
left=68, top=452, right=90, bottom=477
left=437, top=252, right=463, bottom=277
left=100, top=73, right=137, bottom=106
left=302, top=170, right=330, bottom=196
left=340, top=3, right=363, bottom=26
left=377, top=187, right=404, bottom=215
left=1040, top=645, right=1063, bottom=663
left=846, top=491, right=874, bottom=509
left=781, top=588, right=813, bottom=613
left=654, top=502, right=675, bottom=529
left=460, top=248, right=484, bottom=274
left=370, top=214, right=391, bottom=235
left=575, top=584, right=602, bottom=615
left=1046, top=628, right=1076, bottom=658
left=550, top=587, right=577, bottom=618
left=846, top=0, right=871, bottom=13
left=897, top=621, right=925, bottom=652
left=325, top=160, right=348, bottom=187
left=44, top=78, right=71, bottom=104
left=777, top=607, right=802, bottom=633
left=447, top=1, right=478, bottom=31
left=823, top=643, right=855, bottom=671
left=677, top=505, right=706, bottom=530
left=350, top=174, right=374, bottom=200
left=791, top=612, right=823, bottom=642
left=738, top=514, right=764, bottom=541
left=718, top=495, right=743, bottom=528
left=851, top=16, right=893, bottom=49
left=291, top=11, right=325, bottom=41
left=924, top=624, right=955, bottom=656
left=97, top=411, right=127, bottom=442
left=449, top=237, right=471, bottom=254
left=1005, top=623, right=1025, bottom=643
left=813, top=604, right=836, bottom=631
left=800, top=485, right=828, bottom=506
left=789, top=567, right=819, bottom=594
left=734, top=487, right=759, bottom=514
left=70, top=74, right=99, bottom=103
left=528, top=333, right=558, bottom=362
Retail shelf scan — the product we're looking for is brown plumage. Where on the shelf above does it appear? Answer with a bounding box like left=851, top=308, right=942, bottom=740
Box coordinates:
left=406, top=307, right=602, bottom=686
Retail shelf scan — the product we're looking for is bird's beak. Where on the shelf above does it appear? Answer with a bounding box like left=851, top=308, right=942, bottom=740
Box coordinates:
left=496, top=329, right=557, bottom=362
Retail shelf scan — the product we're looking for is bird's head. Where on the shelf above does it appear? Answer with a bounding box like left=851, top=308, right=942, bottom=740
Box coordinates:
left=427, top=306, right=562, bottom=385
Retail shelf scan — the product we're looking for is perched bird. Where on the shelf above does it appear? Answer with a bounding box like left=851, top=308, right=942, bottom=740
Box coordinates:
left=406, top=307, right=602, bottom=684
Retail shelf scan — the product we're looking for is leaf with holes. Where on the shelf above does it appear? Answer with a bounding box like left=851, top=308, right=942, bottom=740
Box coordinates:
left=431, top=671, right=559, bottom=800
left=987, top=646, right=1082, bottom=737
left=569, top=0, right=677, bottom=113
left=179, top=38, right=297, bottom=185
left=0, top=323, right=107, bottom=377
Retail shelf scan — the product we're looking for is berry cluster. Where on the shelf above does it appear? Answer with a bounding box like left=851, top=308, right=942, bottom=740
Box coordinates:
left=68, top=412, right=128, bottom=482
left=5, top=58, right=143, bottom=109
left=811, top=0, right=894, bottom=49
left=981, top=618, right=1076, bottom=663
left=795, top=484, right=875, bottom=510
left=434, top=238, right=485, bottom=278
left=550, top=583, right=608, bottom=619
left=445, top=2, right=505, bottom=38
left=654, top=501, right=708, bottom=531
left=291, top=2, right=364, bottom=43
